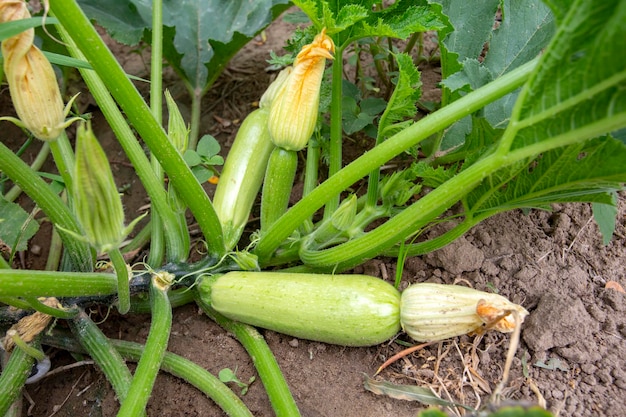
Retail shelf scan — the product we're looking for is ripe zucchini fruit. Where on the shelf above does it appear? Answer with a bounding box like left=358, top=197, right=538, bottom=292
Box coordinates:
left=199, top=271, right=401, bottom=347
left=212, top=108, right=274, bottom=250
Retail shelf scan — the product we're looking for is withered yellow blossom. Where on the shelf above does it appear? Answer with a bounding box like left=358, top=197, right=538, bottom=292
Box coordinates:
left=0, top=0, right=71, bottom=141
left=400, top=283, right=529, bottom=342
left=268, top=28, right=335, bottom=151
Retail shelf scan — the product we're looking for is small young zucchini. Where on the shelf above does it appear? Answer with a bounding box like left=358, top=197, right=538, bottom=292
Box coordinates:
left=212, top=108, right=275, bottom=250
left=199, top=271, right=401, bottom=347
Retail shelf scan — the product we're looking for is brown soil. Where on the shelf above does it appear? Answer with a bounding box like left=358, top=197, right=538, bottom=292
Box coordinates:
left=4, top=12, right=625, bottom=417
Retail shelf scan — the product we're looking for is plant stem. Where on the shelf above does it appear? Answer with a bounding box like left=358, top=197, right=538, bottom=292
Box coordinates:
left=117, top=275, right=172, bottom=416
left=44, top=221, right=63, bottom=271
left=54, top=19, right=188, bottom=262
left=0, top=269, right=116, bottom=297
left=4, top=142, right=50, bottom=203
left=0, top=141, right=93, bottom=271
left=254, top=58, right=538, bottom=264
left=109, top=248, right=131, bottom=314
left=188, top=91, right=202, bottom=151
left=49, top=0, right=225, bottom=257
left=0, top=343, right=34, bottom=416
left=121, top=220, right=152, bottom=255
left=324, top=43, right=345, bottom=219
left=195, top=295, right=301, bottom=417
left=69, top=310, right=134, bottom=405
left=301, top=140, right=320, bottom=233
left=48, top=131, right=75, bottom=192
left=299, top=154, right=503, bottom=271
left=129, top=288, right=195, bottom=313
left=23, top=296, right=77, bottom=319
left=114, top=340, right=254, bottom=417
left=43, top=332, right=254, bottom=417
left=147, top=0, right=165, bottom=267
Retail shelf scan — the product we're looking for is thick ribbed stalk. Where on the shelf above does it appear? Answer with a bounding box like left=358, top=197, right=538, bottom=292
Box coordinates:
left=114, top=340, right=253, bottom=417
left=0, top=142, right=92, bottom=271
left=4, top=141, right=50, bottom=202
left=48, top=132, right=75, bottom=193
left=42, top=333, right=253, bottom=417
left=147, top=0, right=165, bottom=267
left=49, top=0, right=225, bottom=257
left=323, top=43, right=345, bottom=218
left=117, top=276, right=172, bottom=416
left=253, top=58, right=538, bottom=265
left=57, top=17, right=187, bottom=261
left=0, top=345, right=34, bottom=415
left=53, top=17, right=188, bottom=262
left=69, top=310, right=134, bottom=405
left=195, top=295, right=301, bottom=417
left=260, top=148, right=298, bottom=232
left=109, top=248, right=130, bottom=314
left=0, top=269, right=116, bottom=297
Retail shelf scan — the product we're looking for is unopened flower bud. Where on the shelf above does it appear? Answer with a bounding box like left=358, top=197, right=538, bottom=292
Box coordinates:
left=400, top=283, right=528, bottom=342
left=73, top=122, right=126, bottom=253
left=0, top=0, right=69, bottom=141
left=259, top=67, right=292, bottom=110
left=268, top=28, right=335, bottom=151
left=331, top=194, right=357, bottom=231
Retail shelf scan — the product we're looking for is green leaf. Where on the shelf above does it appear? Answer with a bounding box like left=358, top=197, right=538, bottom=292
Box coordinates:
left=592, top=192, right=618, bottom=245
left=196, top=135, right=221, bottom=159
left=293, top=0, right=443, bottom=42
left=505, top=0, right=626, bottom=153
left=78, top=0, right=290, bottom=91
left=76, top=0, right=148, bottom=45
left=377, top=53, right=421, bottom=139
left=190, top=165, right=213, bottom=184
left=354, top=1, right=444, bottom=40
left=430, top=0, right=500, bottom=76
left=0, top=198, right=40, bottom=253
left=410, top=163, right=456, bottom=188
left=435, top=0, right=555, bottom=148
left=542, top=0, right=576, bottom=23
left=465, top=137, right=626, bottom=215
left=182, top=150, right=202, bottom=167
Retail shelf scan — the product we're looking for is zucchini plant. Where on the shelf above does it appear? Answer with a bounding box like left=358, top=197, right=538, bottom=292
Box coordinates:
left=0, top=0, right=625, bottom=415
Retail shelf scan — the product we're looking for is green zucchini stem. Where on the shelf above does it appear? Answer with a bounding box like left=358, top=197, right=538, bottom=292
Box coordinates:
left=50, top=0, right=225, bottom=257
left=69, top=310, right=135, bottom=406
left=117, top=275, right=172, bottom=416
left=0, top=342, right=35, bottom=415
left=109, top=248, right=131, bottom=314
left=253, top=58, right=538, bottom=265
left=0, top=140, right=93, bottom=271
left=147, top=0, right=165, bottom=267
left=42, top=332, right=254, bottom=417
left=53, top=21, right=188, bottom=262
left=195, top=293, right=301, bottom=417
left=117, top=340, right=253, bottom=417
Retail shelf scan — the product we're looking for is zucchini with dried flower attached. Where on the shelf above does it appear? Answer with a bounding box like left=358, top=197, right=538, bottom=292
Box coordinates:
left=198, top=272, right=528, bottom=347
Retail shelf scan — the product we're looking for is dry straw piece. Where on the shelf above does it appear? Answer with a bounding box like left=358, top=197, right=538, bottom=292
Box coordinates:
left=1, top=297, right=61, bottom=352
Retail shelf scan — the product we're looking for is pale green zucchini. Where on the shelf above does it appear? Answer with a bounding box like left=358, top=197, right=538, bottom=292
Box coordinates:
left=199, top=271, right=401, bottom=347
left=260, top=147, right=298, bottom=232
left=212, top=108, right=275, bottom=250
